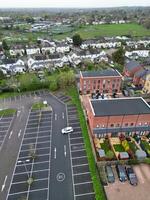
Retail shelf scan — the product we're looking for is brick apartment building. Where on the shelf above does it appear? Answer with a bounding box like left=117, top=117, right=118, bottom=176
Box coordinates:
left=80, top=68, right=122, bottom=95
left=86, top=97, right=150, bottom=138
left=123, top=60, right=143, bottom=77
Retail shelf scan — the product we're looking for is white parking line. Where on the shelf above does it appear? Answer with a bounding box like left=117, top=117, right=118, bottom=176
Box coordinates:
left=62, top=112, right=64, bottom=119
left=70, top=142, right=84, bottom=146
left=55, top=113, right=57, bottom=120
left=72, top=156, right=87, bottom=159
left=8, top=188, right=48, bottom=196
left=71, top=148, right=85, bottom=152
left=12, top=177, right=48, bottom=185
left=70, top=137, right=83, bottom=140
left=20, top=146, right=51, bottom=152
left=9, top=131, right=13, bottom=139
left=64, top=145, right=66, bottom=157
left=14, top=168, right=49, bottom=176
left=74, top=181, right=92, bottom=186
left=1, top=175, right=7, bottom=192
left=22, top=140, right=50, bottom=146
left=73, top=172, right=90, bottom=176
left=6, top=109, right=31, bottom=200
left=18, top=129, right=22, bottom=138
left=54, top=147, right=56, bottom=159
left=23, top=135, right=51, bottom=140
left=16, top=160, right=50, bottom=167
left=66, top=105, right=75, bottom=200
left=75, top=192, right=95, bottom=197
left=73, top=163, right=88, bottom=167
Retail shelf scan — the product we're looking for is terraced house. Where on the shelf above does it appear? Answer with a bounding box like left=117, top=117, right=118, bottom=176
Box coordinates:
left=80, top=68, right=122, bottom=95
left=86, top=97, right=150, bottom=138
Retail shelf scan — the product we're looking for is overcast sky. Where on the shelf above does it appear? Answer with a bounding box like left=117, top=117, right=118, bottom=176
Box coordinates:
left=0, top=0, right=150, bottom=8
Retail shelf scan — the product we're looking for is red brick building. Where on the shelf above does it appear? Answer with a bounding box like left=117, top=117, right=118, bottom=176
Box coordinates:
left=123, top=60, right=143, bottom=77
left=86, top=97, right=150, bottom=138
left=80, top=69, right=122, bottom=95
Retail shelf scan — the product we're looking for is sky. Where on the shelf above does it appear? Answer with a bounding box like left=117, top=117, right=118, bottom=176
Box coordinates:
left=0, top=0, right=150, bottom=8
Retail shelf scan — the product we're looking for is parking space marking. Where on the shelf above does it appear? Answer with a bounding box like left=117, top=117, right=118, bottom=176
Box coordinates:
left=18, top=129, right=22, bottom=138
left=11, top=177, right=48, bottom=185
left=73, top=163, right=89, bottom=167
left=0, top=114, right=15, bottom=151
left=75, top=192, right=95, bottom=197
left=8, top=187, right=49, bottom=196
left=73, top=172, right=90, bottom=176
left=74, top=181, right=92, bottom=186
left=8, top=131, right=13, bottom=139
left=72, top=156, right=87, bottom=160
left=70, top=143, right=84, bottom=146
left=1, top=175, right=7, bottom=192
left=70, top=137, right=83, bottom=140
left=66, top=105, right=76, bottom=200
left=6, top=109, right=32, bottom=200
left=54, top=147, right=56, bottom=159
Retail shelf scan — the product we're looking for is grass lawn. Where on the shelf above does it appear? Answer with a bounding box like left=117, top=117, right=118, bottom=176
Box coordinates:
left=128, top=141, right=138, bottom=153
left=101, top=140, right=110, bottom=153
left=0, top=92, right=20, bottom=99
left=113, top=144, right=124, bottom=152
left=0, top=108, right=16, bottom=116
left=66, top=86, right=106, bottom=200
left=32, top=102, right=47, bottom=110
left=53, top=23, right=150, bottom=40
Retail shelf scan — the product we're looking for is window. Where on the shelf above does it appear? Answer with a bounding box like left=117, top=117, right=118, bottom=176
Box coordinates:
left=110, top=124, right=114, bottom=127
left=112, top=84, right=115, bottom=88
left=130, top=123, right=134, bottom=126
left=125, top=123, right=128, bottom=127
left=103, top=80, right=106, bottom=84
left=116, top=124, right=120, bottom=127
left=102, top=125, right=105, bottom=128
left=98, top=80, right=100, bottom=83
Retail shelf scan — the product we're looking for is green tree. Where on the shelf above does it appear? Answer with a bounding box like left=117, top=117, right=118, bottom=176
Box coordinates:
left=106, top=150, right=114, bottom=159
left=112, top=47, right=125, bottom=66
left=0, top=70, right=4, bottom=80
left=72, top=34, right=83, bottom=46
left=2, top=40, right=10, bottom=51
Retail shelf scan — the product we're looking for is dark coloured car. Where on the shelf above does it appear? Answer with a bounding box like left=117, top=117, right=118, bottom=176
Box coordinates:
left=105, top=165, right=115, bottom=183
left=116, top=164, right=127, bottom=182
left=126, top=166, right=138, bottom=186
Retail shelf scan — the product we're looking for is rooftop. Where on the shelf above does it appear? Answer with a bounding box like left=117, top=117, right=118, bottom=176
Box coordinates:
left=81, top=68, right=121, bottom=78
left=125, top=60, right=141, bottom=71
left=91, top=97, right=150, bottom=117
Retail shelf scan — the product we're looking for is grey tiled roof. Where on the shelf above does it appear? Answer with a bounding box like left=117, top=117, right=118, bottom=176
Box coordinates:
left=81, top=68, right=121, bottom=77
left=91, top=98, right=150, bottom=116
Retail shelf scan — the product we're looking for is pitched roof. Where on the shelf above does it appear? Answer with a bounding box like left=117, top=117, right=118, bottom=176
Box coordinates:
left=81, top=68, right=121, bottom=78
left=125, top=60, right=141, bottom=71
left=91, top=98, right=150, bottom=117
left=134, top=69, right=147, bottom=78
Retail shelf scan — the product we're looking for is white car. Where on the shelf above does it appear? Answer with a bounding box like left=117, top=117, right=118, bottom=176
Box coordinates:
left=61, top=127, right=73, bottom=134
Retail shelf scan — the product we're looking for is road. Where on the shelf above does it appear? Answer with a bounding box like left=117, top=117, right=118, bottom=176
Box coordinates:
left=0, top=91, right=74, bottom=200
left=45, top=94, right=74, bottom=200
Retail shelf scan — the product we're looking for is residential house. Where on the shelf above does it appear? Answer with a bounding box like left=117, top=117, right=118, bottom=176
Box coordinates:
left=80, top=68, right=122, bottom=94
left=9, top=47, right=25, bottom=56
left=133, top=69, right=147, bottom=86
left=85, top=97, right=150, bottom=138
left=143, top=71, right=150, bottom=94
left=26, top=47, right=41, bottom=55
left=123, top=60, right=143, bottom=77
left=55, top=43, right=70, bottom=53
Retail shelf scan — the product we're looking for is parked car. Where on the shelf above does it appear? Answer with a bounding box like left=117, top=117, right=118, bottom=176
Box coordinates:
left=105, top=165, right=115, bottom=183
left=126, top=166, right=138, bottom=186
left=116, top=164, right=127, bottom=182
left=61, top=127, right=73, bottom=134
